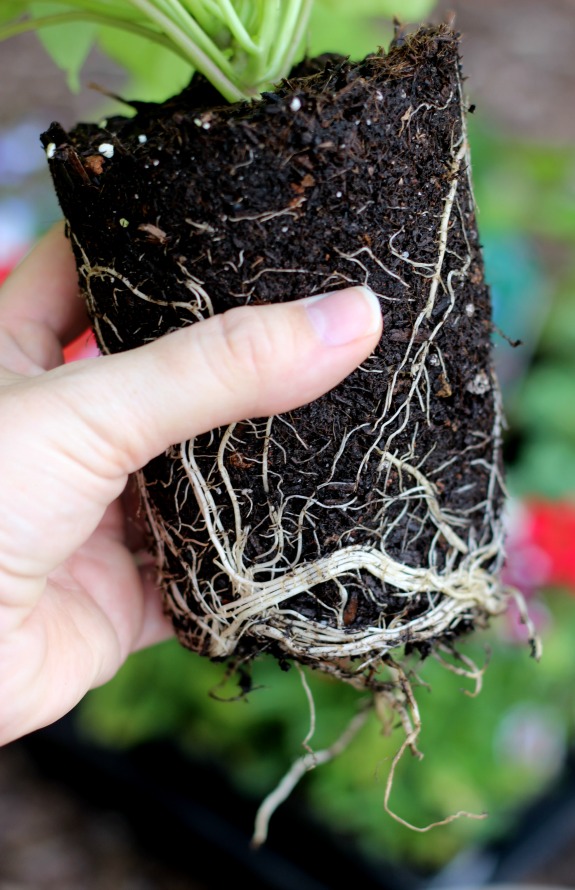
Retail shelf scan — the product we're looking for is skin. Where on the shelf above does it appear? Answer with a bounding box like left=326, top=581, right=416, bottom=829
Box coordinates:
left=0, top=223, right=382, bottom=746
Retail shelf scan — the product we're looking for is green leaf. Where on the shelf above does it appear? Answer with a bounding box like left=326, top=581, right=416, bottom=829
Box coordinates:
left=387, top=0, right=437, bottom=16
left=508, top=438, right=575, bottom=499
left=308, top=5, right=391, bottom=58
left=0, top=1, right=26, bottom=25
left=539, top=270, right=575, bottom=359
left=98, top=23, right=193, bottom=103
left=308, top=0, right=437, bottom=60
left=1, top=1, right=440, bottom=100
left=514, top=363, right=575, bottom=444
left=30, top=2, right=96, bottom=91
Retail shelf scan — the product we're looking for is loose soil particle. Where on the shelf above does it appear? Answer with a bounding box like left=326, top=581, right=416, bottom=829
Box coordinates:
left=41, top=24, right=510, bottom=691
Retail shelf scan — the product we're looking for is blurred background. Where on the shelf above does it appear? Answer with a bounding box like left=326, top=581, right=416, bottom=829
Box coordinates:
left=1, top=0, right=575, bottom=887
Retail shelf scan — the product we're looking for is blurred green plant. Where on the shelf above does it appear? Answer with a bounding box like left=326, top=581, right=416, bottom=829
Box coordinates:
left=470, top=128, right=575, bottom=243
left=465, top=119, right=575, bottom=500
left=80, top=591, right=575, bottom=870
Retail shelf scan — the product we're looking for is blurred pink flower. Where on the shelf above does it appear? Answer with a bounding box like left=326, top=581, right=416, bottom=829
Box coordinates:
left=505, top=499, right=575, bottom=594
left=501, top=498, right=575, bottom=644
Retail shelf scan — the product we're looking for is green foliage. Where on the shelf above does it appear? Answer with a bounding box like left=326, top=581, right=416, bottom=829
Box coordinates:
left=30, top=2, right=96, bottom=91
left=507, top=344, right=575, bottom=499
left=98, top=22, right=194, bottom=103
left=463, top=120, right=575, bottom=504
left=0, top=0, right=438, bottom=102
left=535, top=263, right=575, bottom=369
left=469, top=125, right=575, bottom=243
left=0, top=1, right=26, bottom=24
left=312, top=609, right=573, bottom=868
left=79, top=593, right=575, bottom=870
left=515, top=364, right=575, bottom=443
left=508, top=439, right=575, bottom=499
left=307, top=0, right=436, bottom=60
left=2, top=1, right=313, bottom=100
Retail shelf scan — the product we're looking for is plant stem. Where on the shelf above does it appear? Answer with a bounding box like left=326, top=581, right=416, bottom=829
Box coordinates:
left=253, top=0, right=279, bottom=82
left=1, top=0, right=315, bottom=101
left=212, top=0, right=259, bottom=53
left=127, top=0, right=246, bottom=99
left=267, top=0, right=312, bottom=84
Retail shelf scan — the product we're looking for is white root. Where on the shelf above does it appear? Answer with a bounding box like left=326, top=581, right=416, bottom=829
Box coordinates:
left=130, top=63, right=509, bottom=662
left=252, top=706, right=370, bottom=848
left=75, top=66, right=511, bottom=669
left=379, top=666, right=488, bottom=832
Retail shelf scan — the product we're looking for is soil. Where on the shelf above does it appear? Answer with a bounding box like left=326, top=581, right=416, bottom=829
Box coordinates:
left=41, top=24, right=506, bottom=682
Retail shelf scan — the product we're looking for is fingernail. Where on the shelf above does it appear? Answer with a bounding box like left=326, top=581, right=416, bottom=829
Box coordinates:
left=304, top=286, right=382, bottom=346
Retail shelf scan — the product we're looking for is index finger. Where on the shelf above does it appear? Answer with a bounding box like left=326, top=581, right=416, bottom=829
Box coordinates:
left=0, top=222, right=88, bottom=346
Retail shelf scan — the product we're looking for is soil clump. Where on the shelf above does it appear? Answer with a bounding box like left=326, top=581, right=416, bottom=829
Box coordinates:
left=42, top=25, right=507, bottom=689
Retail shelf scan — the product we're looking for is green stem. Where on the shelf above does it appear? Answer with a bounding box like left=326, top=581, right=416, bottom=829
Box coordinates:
left=253, top=0, right=279, bottom=81
left=212, top=0, right=259, bottom=54
left=178, top=0, right=218, bottom=33
left=29, top=0, right=141, bottom=19
left=263, top=0, right=312, bottom=85
left=1, top=0, right=315, bottom=102
left=126, top=0, right=246, bottom=99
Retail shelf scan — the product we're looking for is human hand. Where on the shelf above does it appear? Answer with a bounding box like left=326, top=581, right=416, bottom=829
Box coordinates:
left=0, top=223, right=382, bottom=745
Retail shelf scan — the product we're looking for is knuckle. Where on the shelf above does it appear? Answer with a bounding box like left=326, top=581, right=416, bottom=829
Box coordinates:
left=209, top=306, right=282, bottom=393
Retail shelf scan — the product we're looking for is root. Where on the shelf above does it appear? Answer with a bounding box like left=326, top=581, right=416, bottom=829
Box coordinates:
left=510, top=586, right=543, bottom=661
left=296, top=663, right=317, bottom=753
left=144, top=429, right=507, bottom=663
left=252, top=703, right=370, bottom=849
left=252, top=657, right=489, bottom=846
left=378, top=664, right=487, bottom=831
left=432, top=643, right=488, bottom=697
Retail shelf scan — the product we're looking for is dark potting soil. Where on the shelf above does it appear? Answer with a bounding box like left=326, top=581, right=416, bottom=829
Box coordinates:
left=41, top=25, right=506, bottom=677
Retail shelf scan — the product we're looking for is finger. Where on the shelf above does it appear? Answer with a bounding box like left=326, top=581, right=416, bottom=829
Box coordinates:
left=56, top=285, right=383, bottom=475
left=0, top=222, right=88, bottom=369
left=0, top=285, right=382, bottom=612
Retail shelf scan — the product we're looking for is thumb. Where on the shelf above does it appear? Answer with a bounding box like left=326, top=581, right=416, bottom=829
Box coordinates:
left=0, top=285, right=381, bottom=600
left=52, top=285, right=383, bottom=476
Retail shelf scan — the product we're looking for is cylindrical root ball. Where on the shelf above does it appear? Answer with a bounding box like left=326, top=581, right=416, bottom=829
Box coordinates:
left=42, top=25, right=509, bottom=688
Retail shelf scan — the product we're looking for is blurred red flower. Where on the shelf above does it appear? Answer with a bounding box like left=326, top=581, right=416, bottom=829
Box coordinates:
left=503, top=498, right=575, bottom=597
left=62, top=329, right=99, bottom=362
left=0, top=262, right=16, bottom=285
left=527, top=500, right=575, bottom=590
